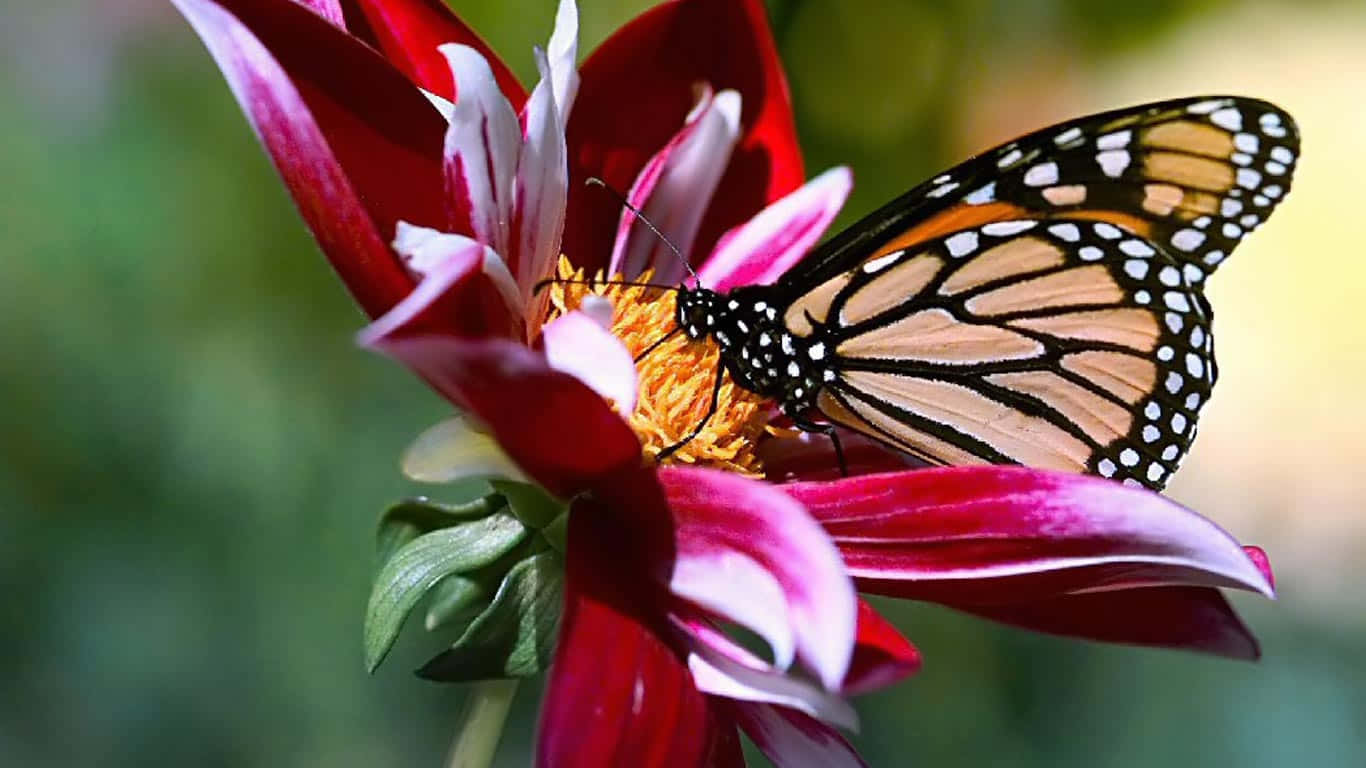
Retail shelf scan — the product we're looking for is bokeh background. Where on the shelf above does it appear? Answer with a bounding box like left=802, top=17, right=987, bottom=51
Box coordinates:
left=3, top=0, right=1364, bottom=765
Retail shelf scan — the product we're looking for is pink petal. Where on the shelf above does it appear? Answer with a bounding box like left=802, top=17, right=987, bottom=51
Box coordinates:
left=357, top=229, right=521, bottom=344
left=726, top=702, right=867, bottom=768
left=786, top=466, right=1274, bottom=604
left=440, top=44, right=521, bottom=259
left=363, top=335, right=640, bottom=497
left=173, top=0, right=446, bottom=319
left=958, top=585, right=1264, bottom=660
left=564, top=0, right=804, bottom=276
left=512, top=47, right=569, bottom=311
left=538, top=514, right=742, bottom=768
left=293, top=0, right=343, bottom=27
left=676, top=614, right=858, bottom=730
left=541, top=310, right=638, bottom=416
left=339, top=0, right=526, bottom=106
left=659, top=466, right=856, bottom=691
left=697, top=166, right=853, bottom=292
left=608, top=88, right=741, bottom=282
left=843, top=600, right=921, bottom=696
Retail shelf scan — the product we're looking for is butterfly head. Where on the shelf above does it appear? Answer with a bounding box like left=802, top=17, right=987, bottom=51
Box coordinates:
left=675, top=286, right=721, bottom=340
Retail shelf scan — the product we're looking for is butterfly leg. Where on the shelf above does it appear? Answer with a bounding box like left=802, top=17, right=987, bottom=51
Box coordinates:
left=656, top=363, right=725, bottom=461
left=790, top=414, right=848, bottom=478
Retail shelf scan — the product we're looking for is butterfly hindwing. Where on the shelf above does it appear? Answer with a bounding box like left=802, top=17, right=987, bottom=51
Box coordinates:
left=809, top=217, right=1213, bottom=489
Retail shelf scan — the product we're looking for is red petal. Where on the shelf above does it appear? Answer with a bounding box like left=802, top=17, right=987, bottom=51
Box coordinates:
left=787, top=466, right=1274, bottom=604
left=358, top=239, right=522, bottom=342
left=338, top=0, right=525, bottom=105
left=957, top=586, right=1263, bottom=660
left=537, top=512, right=742, bottom=768
left=364, top=335, right=640, bottom=497
left=564, top=0, right=803, bottom=274
left=843, top=600, right=921, bottom=696
left=174, top=0, right=446, bottom=319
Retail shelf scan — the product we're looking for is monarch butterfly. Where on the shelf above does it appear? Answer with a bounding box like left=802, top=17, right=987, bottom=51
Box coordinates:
left=661, top=95, right=1299, bottom=491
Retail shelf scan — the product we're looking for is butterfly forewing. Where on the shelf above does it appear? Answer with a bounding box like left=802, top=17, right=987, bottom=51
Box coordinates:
left=811, top=218, right=1212, bottom=489
left=784, top=96, right=1299, bottom=290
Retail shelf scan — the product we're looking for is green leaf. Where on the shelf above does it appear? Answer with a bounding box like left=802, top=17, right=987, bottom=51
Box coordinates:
left=417, top=551, right=565, bottom=682
left=423, top=575, right=489, bottom=632
left=488, top=479, right=564, bottom=530
left=365, top=512, right=528, bottom=672
left=376, top=494, right=503, bottom=571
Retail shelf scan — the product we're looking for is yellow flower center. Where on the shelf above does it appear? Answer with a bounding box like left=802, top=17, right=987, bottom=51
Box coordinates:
left=545, top=256, right=777, bottom=476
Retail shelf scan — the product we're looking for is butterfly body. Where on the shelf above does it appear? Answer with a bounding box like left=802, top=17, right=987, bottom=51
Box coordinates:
left=677, top=284, right=831, bottom=417
left=669, top=96, right=1298, bottom=491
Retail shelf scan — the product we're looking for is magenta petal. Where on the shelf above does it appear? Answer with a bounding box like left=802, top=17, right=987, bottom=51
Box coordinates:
left=727, top=702, right=867, bottom=768
left=364, top=335, right=640, bottom=497
left=441, top=44, right=522, bottom=259
left=659, top=467, right=856, bottom=691
left=844, top=600, right=921, bottom=696
left=357, top=235, right=521, bottom=343
left=293, top=0, right=343, bottom=27
left=609, top=89, right=742, bottom=282
left=564, top=0, right=804, bottom=276
left=1243, top=545, right=1275, bottom=590
left=676, top=614, right=858, bottom=730
left=541, top=311, right=638, bottom=415
left=958, top=585, right=1264, bottom=660
left=537, top=515, right=742, bottom=768
left=174, top=0, right=447, bottom=319
left=339, top=0, right=526, bottom=105
left=786, top=466, right=1274, bottom=604
left=697, top=167, right=853, bottom=292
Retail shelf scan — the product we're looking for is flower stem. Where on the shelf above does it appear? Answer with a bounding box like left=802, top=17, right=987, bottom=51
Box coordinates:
left=444, top=679, right=519, bottom=768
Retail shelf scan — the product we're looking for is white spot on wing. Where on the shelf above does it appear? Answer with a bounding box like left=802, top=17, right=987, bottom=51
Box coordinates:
left=1093, top=222, right=1123, bottom=240
left=1120, top=239, right=1155, bottom=257
left=1210, top=107, right=1242, bottom=131
left=965, top=182, right=996, bottom=204
left=945, top=231, right=979, bottom=258
left=1097, top=149, right=1131, bottom=178
left=982, top=220, right=1037, bottom=236
left=1024, top=162, right=1060, bottom=187
left=1048, top=223, right=1081, bottom=242
left=863, top=252, right=901, bottom=273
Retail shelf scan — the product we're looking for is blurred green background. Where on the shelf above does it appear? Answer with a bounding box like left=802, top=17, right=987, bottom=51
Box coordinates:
left=3, top=0, right=1364, bottom=765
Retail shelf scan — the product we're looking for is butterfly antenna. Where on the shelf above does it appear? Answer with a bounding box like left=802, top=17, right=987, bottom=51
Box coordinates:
left=585, top=177, right=701, bottom=285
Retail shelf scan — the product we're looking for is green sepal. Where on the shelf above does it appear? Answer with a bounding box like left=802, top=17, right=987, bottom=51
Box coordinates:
left=488, top=479, right=564, bottom=530
left=365, top=512, right=528, bottom=672
left=416, top=550, right=564, bottom=682
left=422, top=575, right=489, bottom=632
left=376, top=494, right=503, bottom=571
